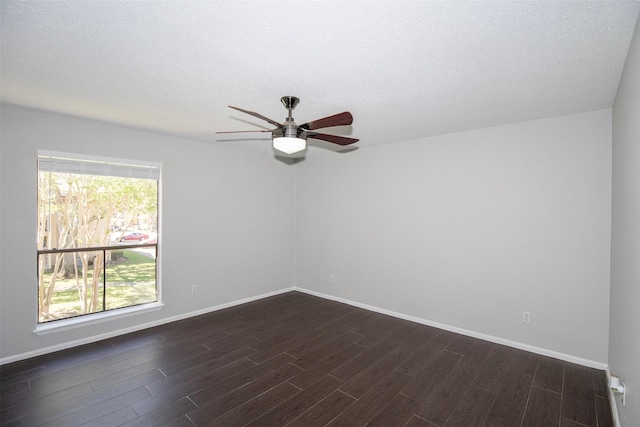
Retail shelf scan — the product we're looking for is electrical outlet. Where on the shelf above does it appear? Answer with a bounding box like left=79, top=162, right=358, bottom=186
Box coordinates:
left=330, top=274, right=336, bottom=282
left=522, top=311, right=531, bottom=324
left=192, top=285, right=198, bottom=294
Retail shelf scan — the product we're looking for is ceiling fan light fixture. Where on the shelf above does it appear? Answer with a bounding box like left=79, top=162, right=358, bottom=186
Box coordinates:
left=273, top=136, right=307, bottom=154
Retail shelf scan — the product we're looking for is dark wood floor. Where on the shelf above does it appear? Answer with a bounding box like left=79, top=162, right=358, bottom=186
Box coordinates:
left=1, top=291, right=613, bottom=427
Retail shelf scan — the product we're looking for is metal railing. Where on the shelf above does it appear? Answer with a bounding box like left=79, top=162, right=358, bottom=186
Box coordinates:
left=37, top=242, right=158, bottom=323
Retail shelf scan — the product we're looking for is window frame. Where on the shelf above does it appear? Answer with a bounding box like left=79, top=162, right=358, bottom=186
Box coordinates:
left=35, top=150, right=162, bottom=332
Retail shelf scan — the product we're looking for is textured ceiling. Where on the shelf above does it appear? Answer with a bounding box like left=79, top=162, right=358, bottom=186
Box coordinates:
left=1, top=1, right=639, bottom=155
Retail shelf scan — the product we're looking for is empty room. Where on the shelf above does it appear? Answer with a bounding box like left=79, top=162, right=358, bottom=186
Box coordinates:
left=1, top=1, right=639, bottom=426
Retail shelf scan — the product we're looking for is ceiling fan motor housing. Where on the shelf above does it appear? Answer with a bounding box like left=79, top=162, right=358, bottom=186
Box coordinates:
left=272, top=121, right=308, bottom=140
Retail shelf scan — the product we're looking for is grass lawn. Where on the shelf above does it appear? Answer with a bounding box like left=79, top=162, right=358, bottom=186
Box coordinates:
left=41, top=249, right=157, bottom=321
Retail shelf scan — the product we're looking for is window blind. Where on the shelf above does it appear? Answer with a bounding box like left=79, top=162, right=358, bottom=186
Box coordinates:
left=38, top=152, right=161, bottom=180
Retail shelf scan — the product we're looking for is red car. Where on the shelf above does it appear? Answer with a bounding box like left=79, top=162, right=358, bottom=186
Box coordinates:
left=120, top=232, right=149, bottom=242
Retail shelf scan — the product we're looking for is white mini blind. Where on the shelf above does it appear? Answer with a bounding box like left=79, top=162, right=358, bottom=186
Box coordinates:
left=38, top=152, right=161, bottom=180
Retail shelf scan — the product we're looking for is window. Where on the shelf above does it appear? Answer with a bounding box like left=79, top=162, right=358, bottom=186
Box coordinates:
left=37, top=151, right=161, bottom=324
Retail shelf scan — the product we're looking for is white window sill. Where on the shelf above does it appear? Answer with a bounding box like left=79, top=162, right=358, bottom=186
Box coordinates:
left=34, top=302, right=164, bottom=335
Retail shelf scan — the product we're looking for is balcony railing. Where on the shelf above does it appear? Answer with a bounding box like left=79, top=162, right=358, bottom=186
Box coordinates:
left=37, top=243, right=158, bottom=323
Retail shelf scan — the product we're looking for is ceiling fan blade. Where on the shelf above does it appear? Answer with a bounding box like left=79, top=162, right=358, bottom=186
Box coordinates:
left=308, top=132, right=359, bottom=146
left=216, top=130, right=272, bottom=134
left=228, top=106, right=283, bottom=128
left=299, top=112, right=353, bottom=130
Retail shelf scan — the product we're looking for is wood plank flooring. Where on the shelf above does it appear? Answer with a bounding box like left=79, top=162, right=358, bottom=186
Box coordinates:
left=0, top=291, right=613, bottom=426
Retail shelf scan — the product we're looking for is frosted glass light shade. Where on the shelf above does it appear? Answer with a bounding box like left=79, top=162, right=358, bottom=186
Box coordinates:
left=273, top=137, right=306, bottom=154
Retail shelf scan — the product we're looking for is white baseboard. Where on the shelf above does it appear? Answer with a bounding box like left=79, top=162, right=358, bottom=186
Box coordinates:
left=0, top=287, right=295, bottom=366
left=294, top=287, right=608, bottom=370
left=2, top=285, right=608, bottom=372
left=606, top=367, right=622, bottom=427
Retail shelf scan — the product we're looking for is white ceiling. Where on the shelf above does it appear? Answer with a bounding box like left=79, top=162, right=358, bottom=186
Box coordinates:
left=2, top=1, right=639, bottom=155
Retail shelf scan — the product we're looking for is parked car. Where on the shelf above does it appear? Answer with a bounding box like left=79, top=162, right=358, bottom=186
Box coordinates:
left=120, top=232, right=149, bottom=242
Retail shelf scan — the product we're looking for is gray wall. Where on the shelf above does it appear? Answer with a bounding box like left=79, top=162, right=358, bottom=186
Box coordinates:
left=296, top=109, right=612, bottom=364
left=0, top=104, right=296, bottom=361
left=610, top=16, right=640, bottom=427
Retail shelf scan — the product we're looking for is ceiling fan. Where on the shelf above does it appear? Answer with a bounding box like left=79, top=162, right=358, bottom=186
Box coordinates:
left=217, top=96, right=358, bottom=155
